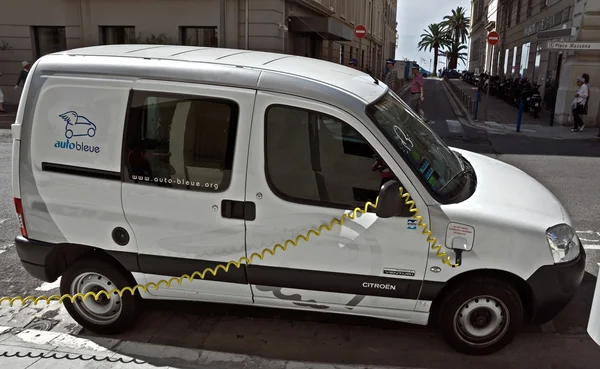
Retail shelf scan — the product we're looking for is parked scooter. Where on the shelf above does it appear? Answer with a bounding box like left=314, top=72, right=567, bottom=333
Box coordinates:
left=529, top=83, right=542, bottom=118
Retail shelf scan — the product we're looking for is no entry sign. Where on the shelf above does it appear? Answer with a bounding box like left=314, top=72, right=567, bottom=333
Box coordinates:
left=355, top=24, right=367, bottom=39
left=487, top=31, right=500, bottom=45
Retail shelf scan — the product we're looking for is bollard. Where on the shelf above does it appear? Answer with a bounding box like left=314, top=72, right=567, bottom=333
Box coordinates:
left=474, top=89, right=481, bottom=120
left=516, top=99, right=524, bottom=132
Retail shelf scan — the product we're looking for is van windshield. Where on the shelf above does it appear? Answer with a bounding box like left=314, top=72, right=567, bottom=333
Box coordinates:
left=366, top=90, right=469, bottom=202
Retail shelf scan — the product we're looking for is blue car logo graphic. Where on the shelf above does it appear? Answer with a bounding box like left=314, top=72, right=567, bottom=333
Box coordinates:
left=59, top=111, right=96, bottom=139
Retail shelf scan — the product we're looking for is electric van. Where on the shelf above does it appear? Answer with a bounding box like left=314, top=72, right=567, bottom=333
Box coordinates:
left=10, top=45, right=585, bottom=356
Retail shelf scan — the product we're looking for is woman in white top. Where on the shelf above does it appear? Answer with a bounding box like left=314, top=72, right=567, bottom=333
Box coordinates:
left=571, top=77, right=589, bottom=132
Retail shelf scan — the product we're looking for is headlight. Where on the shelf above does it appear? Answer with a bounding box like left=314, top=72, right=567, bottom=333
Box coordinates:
left=545, top=224, right=580, bottom=263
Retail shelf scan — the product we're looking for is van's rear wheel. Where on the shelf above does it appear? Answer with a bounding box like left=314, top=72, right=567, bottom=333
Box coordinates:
left=437, top=278, right=524, bottom=355
left=60, top=256, right=140, bottom=335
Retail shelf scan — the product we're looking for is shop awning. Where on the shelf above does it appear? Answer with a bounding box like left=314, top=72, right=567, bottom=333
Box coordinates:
left=288, top=16, right=355, bottom=41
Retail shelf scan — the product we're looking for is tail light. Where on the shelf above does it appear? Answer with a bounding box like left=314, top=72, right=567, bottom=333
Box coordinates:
left=14, top=198, right=27, bottom=237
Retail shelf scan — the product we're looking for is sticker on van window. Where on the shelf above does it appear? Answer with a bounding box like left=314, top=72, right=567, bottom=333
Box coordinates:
left=54, top=111, right=101, bottom=154
left=407, top=219, right=417, bottom=230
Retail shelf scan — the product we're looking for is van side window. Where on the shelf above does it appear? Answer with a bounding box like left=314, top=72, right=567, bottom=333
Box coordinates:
left=264, top=105, right=396, bottom=209
left=123, top=90, right=239, bottom=192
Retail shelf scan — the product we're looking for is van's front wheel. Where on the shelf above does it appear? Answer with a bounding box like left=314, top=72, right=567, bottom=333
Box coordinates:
left=60, top=256, right=141, bottom=335
left=437, top=278, right=524, bottom=355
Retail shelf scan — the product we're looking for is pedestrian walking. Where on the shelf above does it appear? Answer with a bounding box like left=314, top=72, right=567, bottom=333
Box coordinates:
left=15, top=61, right=31, bottom=89
left=383, top=58, right=398, bottom=92
left=570, top=76, right=589, bottom=132
left=409, top=63, right=428, bottom=122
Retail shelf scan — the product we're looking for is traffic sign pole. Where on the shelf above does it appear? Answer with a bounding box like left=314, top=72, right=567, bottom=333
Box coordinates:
left=354, top=24, right=367, bottom=70
left=483, top=32, right=500, bottom=120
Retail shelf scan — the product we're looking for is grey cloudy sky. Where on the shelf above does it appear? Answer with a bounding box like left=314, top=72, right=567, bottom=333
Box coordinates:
left=395, top=0, right=471, bottom=71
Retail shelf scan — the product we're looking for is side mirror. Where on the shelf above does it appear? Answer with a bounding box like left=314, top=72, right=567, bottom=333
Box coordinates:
left=375, top=180, right=404, bottom=218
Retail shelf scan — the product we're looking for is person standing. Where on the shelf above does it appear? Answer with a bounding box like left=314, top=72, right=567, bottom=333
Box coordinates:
left=410, top=63, right=427, bottom=122
left=581, top=73, right=598, bottom=137
left=571, top=77, right=589, bottom=132
left=383, top=58, right=398, bottom=92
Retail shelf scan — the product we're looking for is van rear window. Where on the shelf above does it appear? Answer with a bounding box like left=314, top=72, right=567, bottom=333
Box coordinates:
left=122, top=91, right=239, bottom=192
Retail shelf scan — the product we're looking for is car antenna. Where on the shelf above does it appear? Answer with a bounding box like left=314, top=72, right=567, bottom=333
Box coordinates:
left=367, top=72, right=379, bottom=84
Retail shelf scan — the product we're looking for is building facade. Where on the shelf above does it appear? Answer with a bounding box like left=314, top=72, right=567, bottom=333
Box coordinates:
left=469, top=0, right=598, bottom=125
left=0, top=0, right=398, bottom=104
left=468, top=0, right=500, bottom=74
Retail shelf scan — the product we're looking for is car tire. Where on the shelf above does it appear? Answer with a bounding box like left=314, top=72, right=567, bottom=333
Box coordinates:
left=60, top=255, right=141, bottom=335
left=436, top=277, right=524, bottom=355
left=65, top=129, right=73, bottom=139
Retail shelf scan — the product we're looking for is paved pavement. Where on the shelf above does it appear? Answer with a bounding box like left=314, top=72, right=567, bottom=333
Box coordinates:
left=445, top=78, right=600, bottom=140
left=1, top=80, right=600, bottom=368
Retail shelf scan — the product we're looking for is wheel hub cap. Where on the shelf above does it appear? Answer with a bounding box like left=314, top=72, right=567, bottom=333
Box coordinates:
left=454, top=295, right=510, bottom=347
left=70, top=272, right=123, bottom=326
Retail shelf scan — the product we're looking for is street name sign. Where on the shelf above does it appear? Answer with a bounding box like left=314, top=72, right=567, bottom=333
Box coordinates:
left=547, top=41, right=600, bottom=50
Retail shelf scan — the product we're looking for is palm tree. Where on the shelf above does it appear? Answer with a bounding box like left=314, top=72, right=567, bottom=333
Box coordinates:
left=440, top=7, right=470, bottom=69
left=417, top=23, right=450, bottom=77
left=442, top=41, right=468, bottom=70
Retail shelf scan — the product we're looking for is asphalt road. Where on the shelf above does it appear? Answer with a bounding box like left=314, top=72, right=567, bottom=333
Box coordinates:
left=0, top=80, right=599, bottom=368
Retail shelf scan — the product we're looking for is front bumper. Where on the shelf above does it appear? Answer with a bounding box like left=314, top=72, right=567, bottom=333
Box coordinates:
left=525, top=240, right=586, bottom=325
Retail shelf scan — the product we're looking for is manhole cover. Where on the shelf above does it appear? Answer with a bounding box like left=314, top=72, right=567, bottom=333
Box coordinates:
left=24, top=317, right=59, bottom=331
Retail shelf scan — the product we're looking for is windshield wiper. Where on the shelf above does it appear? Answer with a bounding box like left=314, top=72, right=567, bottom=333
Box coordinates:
left=452, top=150, right=466, bottom=171
left=437, top=157, right=474, bottom=192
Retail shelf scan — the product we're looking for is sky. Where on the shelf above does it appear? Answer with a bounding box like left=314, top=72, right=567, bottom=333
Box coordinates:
left=395, top=0, right=471, bottom=72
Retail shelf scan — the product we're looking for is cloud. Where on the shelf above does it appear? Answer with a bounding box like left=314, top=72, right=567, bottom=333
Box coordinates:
left=395, top=0, right=471, bottom=71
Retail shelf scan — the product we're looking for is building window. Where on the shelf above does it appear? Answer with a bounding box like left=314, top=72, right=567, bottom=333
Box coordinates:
left=264, top=105, right=390, bottom=209
left=527, top=0, right=533, bottom=17
left=516, top=0, right=521, bottom=23
left=520, top=42, right=530, bottom=78
left=181, top=27, right=218, bottom=47
left=100, top=26, right=136, bottom=44
left=32, top=26, right=67, bottom=58
left=123, top=91, right=239, bottom=192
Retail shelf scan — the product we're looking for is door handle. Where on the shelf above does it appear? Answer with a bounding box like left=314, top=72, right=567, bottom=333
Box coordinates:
left=221, top=199, right=256, bottom=221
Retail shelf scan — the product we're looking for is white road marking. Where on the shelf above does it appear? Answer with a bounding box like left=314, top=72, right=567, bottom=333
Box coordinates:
left=577, top=230, right=600, bottom=250
left=446, top=119, right=464, bottom=133
left=35, top=277, right=61, bottom=291
left=584, top=245, right=600, bottom=250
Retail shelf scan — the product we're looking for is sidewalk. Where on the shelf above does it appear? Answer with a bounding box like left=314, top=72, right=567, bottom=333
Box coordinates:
left=0, top=103, right=17, bottom=129
left=444, top=78, right=600, bottom=140
left=0, top=326, right=420, bottom=369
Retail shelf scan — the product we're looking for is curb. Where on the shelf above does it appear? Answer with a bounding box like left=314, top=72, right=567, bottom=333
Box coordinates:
left=0, top=326, right=428, bottom=369
left=441, top=78, right=479, bottom=130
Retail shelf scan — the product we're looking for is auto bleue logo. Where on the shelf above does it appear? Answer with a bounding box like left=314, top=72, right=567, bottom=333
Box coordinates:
left=54, top=111, right=101, bottom=153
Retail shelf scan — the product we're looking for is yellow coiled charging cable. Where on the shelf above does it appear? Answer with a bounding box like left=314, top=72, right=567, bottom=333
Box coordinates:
left=0, top=186, right=459, bottom=307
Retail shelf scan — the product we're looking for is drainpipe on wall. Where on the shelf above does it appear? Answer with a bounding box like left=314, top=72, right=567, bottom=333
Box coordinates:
left=245, top=0, right=249, bottom=49
left=78, top=0, right=85, bottom=46
left=282, top=0, right=286, bottom=53
left=220, top=0, right=226, bottom=47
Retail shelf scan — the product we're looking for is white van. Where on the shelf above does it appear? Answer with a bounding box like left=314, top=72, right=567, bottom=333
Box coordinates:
left=10, top=45, right=585, bottom=356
